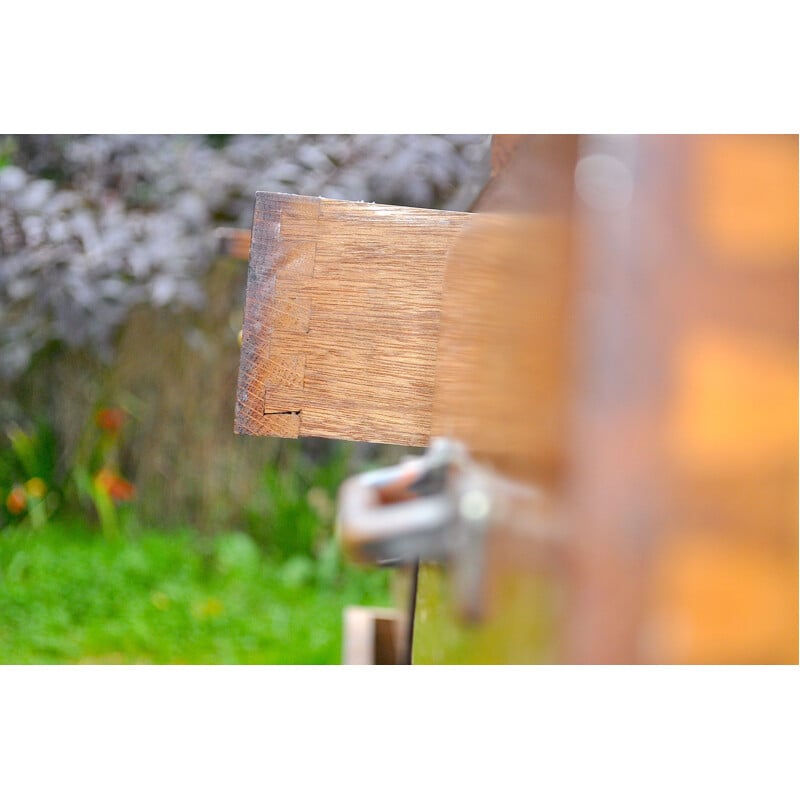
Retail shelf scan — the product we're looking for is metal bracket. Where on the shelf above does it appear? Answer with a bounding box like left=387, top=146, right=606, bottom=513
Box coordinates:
left=336, top=437, right=559, bottom=621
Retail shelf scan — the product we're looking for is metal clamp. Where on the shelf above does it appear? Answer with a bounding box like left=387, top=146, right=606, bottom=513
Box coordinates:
left=336, top=438, right=467, bottom=566
left=336, top=437, right=558, bottom=621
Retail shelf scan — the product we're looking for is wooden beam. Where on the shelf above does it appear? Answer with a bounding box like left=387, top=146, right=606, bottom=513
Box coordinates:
left=235, top=192, right=471, bottom=445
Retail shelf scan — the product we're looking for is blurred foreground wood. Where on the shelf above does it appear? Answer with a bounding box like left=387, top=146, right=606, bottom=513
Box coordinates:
left=236, top=136, right=798, bottom=664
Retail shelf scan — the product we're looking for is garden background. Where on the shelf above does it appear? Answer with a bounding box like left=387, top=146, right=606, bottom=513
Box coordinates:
left=0, top=134, right=489, bottom=663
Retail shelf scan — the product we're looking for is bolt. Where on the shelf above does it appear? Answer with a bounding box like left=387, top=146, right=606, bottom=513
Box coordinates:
left=459, top=489, right=491, bottom=522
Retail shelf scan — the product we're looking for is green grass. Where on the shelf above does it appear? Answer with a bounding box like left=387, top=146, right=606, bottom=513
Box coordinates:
left=0, top=521, right=391, bottom=664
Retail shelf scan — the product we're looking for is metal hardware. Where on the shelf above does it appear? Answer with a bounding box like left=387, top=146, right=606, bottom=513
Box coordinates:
left=337, top=438, right=462, bottom=565
left=336, top=437, right=559, bottom=621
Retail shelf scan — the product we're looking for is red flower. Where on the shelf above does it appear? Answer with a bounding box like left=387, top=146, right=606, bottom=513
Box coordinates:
left=95, top=407, right=126, bottom=434
left=6, top=485, right=27, bottom=515
left=108, top=476, right=135, bottom=503
left=94, top=468, right=136, bottom=503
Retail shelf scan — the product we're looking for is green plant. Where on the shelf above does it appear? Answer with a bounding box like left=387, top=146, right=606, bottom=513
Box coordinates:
left=0, top=136, right=15, bottom=169
left=1, top=421, right=60, bottom=530
left=0, top=521, right=391, bottom=664
left=1, top=405, right=138, bottom=539
left=71, top=407, right=136, bottom=540
left=245, top=440, right=353, bottom=563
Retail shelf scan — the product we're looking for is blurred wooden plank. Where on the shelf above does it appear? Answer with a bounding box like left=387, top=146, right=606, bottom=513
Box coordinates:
left=414, top=134, right=798, bottom=665
left=490, top=134, right=525, bottom=177
left=432, top=136, right=578, bottom=480
left=638, top=135, right=798, bottom=664
left=416, top=136, right=579, bottom=664
left=235, top=192, right=470, bottom=445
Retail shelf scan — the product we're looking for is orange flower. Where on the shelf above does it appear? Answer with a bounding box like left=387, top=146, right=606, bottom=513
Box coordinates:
left=95, top=407, right=126, bottom=434
left=108, top=476, right=135, bottom=503
left=6, top=485, right=27, bottom=515
left=94, top=468, right=136, bottom=503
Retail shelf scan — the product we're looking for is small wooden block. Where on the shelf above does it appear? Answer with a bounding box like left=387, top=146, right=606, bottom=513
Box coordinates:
left=235, top=192, right=471, bottom=445
left=342, top=606, right=403, bottom=665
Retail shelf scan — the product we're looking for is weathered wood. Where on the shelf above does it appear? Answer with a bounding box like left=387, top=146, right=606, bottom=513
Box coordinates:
left=235, top=192, right=470, bottom=445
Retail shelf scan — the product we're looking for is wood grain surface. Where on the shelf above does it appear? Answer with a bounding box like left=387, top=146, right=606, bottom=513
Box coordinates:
left=235, top=192, right=470, bottom=445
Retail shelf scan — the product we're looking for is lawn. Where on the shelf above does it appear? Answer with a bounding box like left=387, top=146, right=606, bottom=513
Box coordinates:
left=0, top=522, right=391, bottom=664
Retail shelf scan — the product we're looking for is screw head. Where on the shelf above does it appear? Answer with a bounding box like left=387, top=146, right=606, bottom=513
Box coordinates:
left=459, top=489, right=491, bottom=522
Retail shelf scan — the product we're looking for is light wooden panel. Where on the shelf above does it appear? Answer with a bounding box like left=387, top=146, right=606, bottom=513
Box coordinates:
left=235, top=192, right=470, bottom=445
